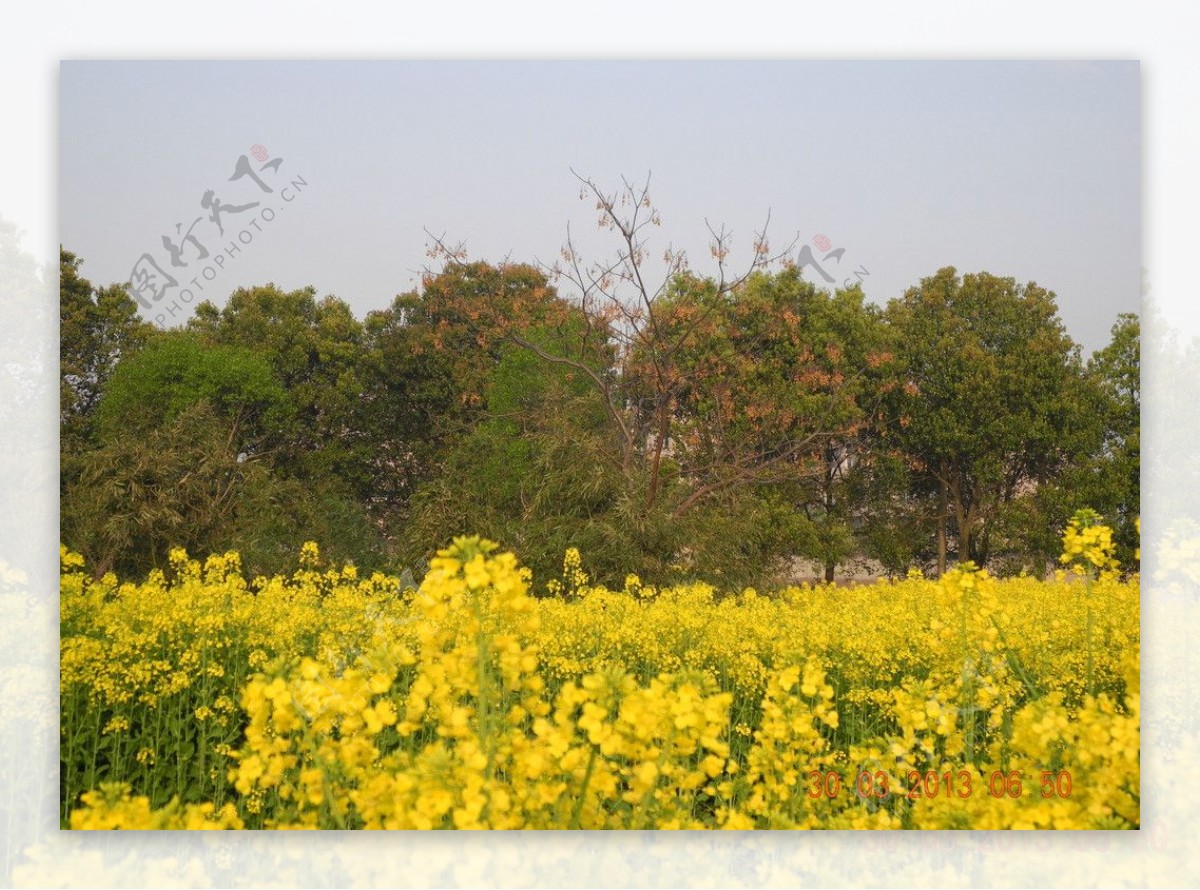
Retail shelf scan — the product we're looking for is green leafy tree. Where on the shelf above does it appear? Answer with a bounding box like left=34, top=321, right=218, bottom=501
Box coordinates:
left=1021, top=314, right=1139, bottom=570
left=841, top=445, right=933, bottom=576
left=400, top=320, right=627, bottom=583
left=189, top=284, right=369, bottom=493
left=63, top=402, right=267, bottom=576
left=64, top=329, right=285, bottom=575
left=885, top=267, right=1092, bottom=571
left=1088, top=312, right=1140, bottom=559
left=186, top=285, right=393, bottom=567
left=62, top=401, right=381, bottom=578
left=60, top=248, right=153, bottom=455
left=64, top=314, right=386, bottom=577
left=95, top=330, right=288, bottom=455
left=360, top=261, right=573, bottom=525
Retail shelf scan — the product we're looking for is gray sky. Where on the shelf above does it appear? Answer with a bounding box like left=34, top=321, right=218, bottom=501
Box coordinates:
left=59, top=60, right=1139, bottom=353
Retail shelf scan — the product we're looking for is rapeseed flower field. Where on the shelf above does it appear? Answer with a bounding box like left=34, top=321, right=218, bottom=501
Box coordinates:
left=60, top=516, right=1138, bottom=830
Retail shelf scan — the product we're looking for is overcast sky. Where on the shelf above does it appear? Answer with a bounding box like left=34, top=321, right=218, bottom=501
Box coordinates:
left=59, top=60, right=1139, bottom=353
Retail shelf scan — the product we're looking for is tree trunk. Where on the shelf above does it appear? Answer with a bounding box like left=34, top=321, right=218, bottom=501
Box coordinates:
left=953, top=493, right=971, bottom=567
left=937, top=471, right=948, bottom=577
left=646, top=395, right=671, bottom=508
left=824, top=452, right=837, bottom=584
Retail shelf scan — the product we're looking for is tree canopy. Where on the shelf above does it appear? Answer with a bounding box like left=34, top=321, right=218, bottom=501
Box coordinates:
left=59, top=179, right=1138, bottom=586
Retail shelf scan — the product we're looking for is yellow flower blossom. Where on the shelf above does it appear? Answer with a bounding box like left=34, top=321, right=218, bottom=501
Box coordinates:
left=62, top=534, right=1138, bottom=831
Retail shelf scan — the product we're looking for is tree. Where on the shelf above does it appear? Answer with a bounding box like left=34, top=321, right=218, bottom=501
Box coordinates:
left=399, top=318, right=624, bottom=584
left=189, top=284, right=370, bottom=495
left=60, top=248, right=153, bottom=455
left=63, top=319, right=392, bottom=578
left=885, top=267, right=1091, bottom=572
left=64, top=329, right=286, bottom=576
left=95, top=330, right=288, bottom=456
left=630, top=268, right=897, bottom=581
left=716, top=272, right=896, bottom=581
left=1026, top=313, right=1139, bottom=569
left=523, top=173, right=797, bottom=515
left=62, top=401, right=382, bottom=578
left=407, top=175, right=893, bottom=586
left=1089, top=313, right=1140, bottom=544
left=360, top=261, right=574, bottom=524
left=63, top=402, right=262, bottom=577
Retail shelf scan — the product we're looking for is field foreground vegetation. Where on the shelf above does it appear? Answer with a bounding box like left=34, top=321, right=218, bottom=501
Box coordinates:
left=61, top=524, right=1138, bottom=830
